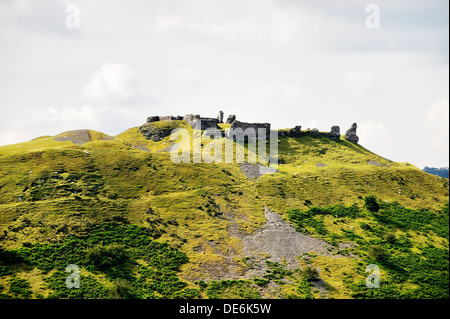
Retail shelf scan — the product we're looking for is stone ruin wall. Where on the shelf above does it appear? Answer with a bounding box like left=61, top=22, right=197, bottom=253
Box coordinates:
left=225, top=120, right=271, bottom=141
left=145, top=111, right=358, bottom=144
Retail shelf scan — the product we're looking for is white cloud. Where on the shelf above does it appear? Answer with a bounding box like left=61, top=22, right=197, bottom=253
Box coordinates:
left=57, top=105, right=103, bottom=129
left=0, top=105, right=104, bottom=144
left=341, top=71, right=375, bottom=96
left=424, top=97, right=449, bottom=151
left=0, top=0, right=78, bottom=35
left=358, top=121, right=393, bottom=159
left=255, top=82, right=305, bottom=101
left=426, top=97, right=449, bottom=127
left=82, top=63, right=137, bottom=105
left=0, top=129, right=35, bottom=146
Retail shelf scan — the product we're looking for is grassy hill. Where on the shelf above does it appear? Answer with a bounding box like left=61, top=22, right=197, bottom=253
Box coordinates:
left=0, top=120, right=448, bottom=299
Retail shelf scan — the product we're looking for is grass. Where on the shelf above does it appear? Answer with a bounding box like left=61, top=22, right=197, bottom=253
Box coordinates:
left=0, top=121, right=448, bottom=299
left=286, top=201, right=449, bottom=299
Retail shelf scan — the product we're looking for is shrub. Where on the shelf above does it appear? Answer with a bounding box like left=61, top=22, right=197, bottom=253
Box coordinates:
left=108, top=278, right=134, bottom=299
left=383, top=232, right=396, bottom=244
left=9, top=277, right=32, bottom=298
left=253, top=278, right=270, bottom=287
left=86, top=244, right=129, bottom=269
left=302, top=266, right=320, bottom=282
left=369, top=245, right=389, bottom=262
left=364, top=196, right=380, bottom=212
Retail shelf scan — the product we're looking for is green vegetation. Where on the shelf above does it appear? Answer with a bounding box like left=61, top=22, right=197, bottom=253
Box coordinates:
left=1, top=221, right=196, bottom=299
left=364, top=196, right=379, bottom=212
left=288, top=205, right=360, bottom=237
left=0, top=122, right=448, bottom=299
left=198, top=280, right=261, bottom=299
left=301, top=266, right=320, bottom=282
left=286, top=200, right=449, bottom=299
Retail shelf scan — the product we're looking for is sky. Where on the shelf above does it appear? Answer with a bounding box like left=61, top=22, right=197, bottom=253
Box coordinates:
left=0, top=0, right=448, bottom=168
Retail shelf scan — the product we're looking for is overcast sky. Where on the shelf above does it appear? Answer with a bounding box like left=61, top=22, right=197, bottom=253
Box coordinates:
left=0, top=0, right=448, bottom=168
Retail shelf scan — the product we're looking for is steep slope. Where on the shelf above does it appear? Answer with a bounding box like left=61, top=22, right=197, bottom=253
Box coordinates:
left=0, top=121, right=448, bottom=299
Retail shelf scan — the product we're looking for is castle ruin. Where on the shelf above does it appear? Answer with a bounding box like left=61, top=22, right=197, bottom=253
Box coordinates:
left=144, top=111, right=359, bottom=144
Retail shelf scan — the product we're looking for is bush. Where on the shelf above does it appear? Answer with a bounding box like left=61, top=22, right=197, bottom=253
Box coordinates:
left=9, top=277, right=32, bottom=298
left=253, top=278, right=270, bottom=287
left=302, top=266, right=320, bottom=282
left=364, top=196, right=380, bottom=212
left=383, top=232, right=396, bottom=244
left=86, top=244, right=129, bottom=269
left=369, top=245, right=389, bottom=262
left=108, top=278, right=134, bottom=299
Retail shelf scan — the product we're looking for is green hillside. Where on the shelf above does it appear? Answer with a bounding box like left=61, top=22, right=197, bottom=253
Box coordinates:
left=0, top=120, right=448, bottom=299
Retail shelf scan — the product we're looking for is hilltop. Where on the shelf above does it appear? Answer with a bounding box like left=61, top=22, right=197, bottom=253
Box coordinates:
left=0, top=114, right=448, bottom=299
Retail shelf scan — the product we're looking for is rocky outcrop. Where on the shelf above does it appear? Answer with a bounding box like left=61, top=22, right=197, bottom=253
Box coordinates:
left=344, top=123, right=359, bottom=144
left=319, top=126, right=340, bottom=141
left=53, top=129, right=113, bottom=145
left=368, top=159, right=387, bottom=167
left=310, top=128, right=320, bottom=138
left=278, top=126, right=302, bottom=138
left=146, top=116, right=160, bottom=123
left=217, top=111, right=224, bottom=123
left=226, top=114, right=236, bottom=124
left=239, top=163, right=278, bottom=180
left=278, top=125, right=342, bottom=141
left=329, top=126, right=340, bottom=140
left=139, top=123, right=175, bottom=142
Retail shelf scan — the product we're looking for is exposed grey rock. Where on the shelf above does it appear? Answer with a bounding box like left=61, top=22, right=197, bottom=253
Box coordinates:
left=158, top=143, right=180, bottom=153
left=53, top=129, right=113, bottom=145
left=344, top=123, right=359, bottom=144
left=239, top=163, right=278, bottom=180
left=217, top=111, right=224, bottom=123
left=310, top=128, right=320, bottom=138
left=226, top=114, right=236, bottom=124
left=278, top=125, right=302, bottom=138
left=146, top=116, right=160, bottom=123
left=240, top=207, right=335, bottom=273
left=329, top=126, right=340, bottom=140
left=139, top=123, right=174, bottom=142
left=315, top=163, right=328, bottom=167
left=368, top=159, right=387, bottom=167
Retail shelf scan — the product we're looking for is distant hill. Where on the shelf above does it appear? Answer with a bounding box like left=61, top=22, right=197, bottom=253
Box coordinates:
left=423, top=166, right=449, bottom=179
